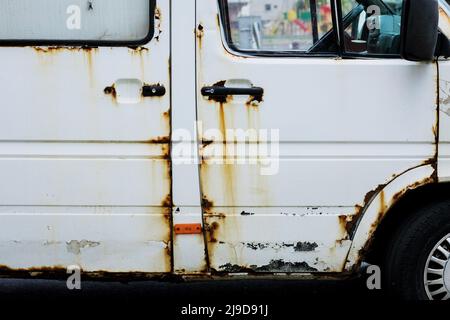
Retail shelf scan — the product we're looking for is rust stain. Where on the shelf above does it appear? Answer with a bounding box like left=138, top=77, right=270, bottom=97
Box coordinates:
left=354, top=175, right=438, bottom=269
left=103, top=85, right=117, bottom=99
left=204, top=81, right=232, bottom=104
left=206, top=221, right=220, bottom=243
left=83, top=49, right=95, bottom=87
left=197, top=23, right=204, bottom=49
left=216, top=14, right=221, bottom=29
left=32, top=46, right=98, bottom=54
left=201, top=196, right=214, bottom=213
left=339, top=184, right=387, bottom=237
left=129, top=46, right=147, bottom=79
left=128, top=46, right=149, bottom=53
left=161, top=194, right=173, bottom=208
left=147, top=136, right=171, bottom=144
left=0, top=264, right=183, bottom=281
left=245, top=93, right=264, bottom=107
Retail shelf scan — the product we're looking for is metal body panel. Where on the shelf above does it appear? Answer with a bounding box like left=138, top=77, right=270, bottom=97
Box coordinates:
left=0, top=0, right=445, bottom=278
left=171, top=0, right=207, bottom=273
left=0, top=207, right=170, bottom=272
left=0, top=2, right=172, bottom=273
left=197, top=0, right=437, bottom=273
left=346, top=164, right=436, bottom=270
left=438, top=60, right=450, bottom=182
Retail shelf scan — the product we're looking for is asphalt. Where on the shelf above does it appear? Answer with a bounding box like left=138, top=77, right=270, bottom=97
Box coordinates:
left=2, top=278, right=438, bottom=317
left=0, top=276, right=385, bottom=301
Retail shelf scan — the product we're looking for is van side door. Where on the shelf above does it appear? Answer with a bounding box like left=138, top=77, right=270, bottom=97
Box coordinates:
left=0, top=0, right=172, bottom=273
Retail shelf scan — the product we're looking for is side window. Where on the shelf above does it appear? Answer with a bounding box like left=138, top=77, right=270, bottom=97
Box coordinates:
left=220, top=0, right=335, bottom=53
left=0, top=0, right=154, bottom=45
left=341, top=0, right=403, bottom=55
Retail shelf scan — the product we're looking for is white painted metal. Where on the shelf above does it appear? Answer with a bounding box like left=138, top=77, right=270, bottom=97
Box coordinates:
left=0, top=1, right=172, bottom=272
left=171, top=0, right=207, bottom=273
left=196, top=0, right=437, bottom=273
left=0, top=0, right=447, bottom=279
left=438, top=6, right=450, bottom=183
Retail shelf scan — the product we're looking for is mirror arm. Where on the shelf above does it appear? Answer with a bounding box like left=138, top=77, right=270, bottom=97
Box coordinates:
left=435, top=31, right=450, bottom=59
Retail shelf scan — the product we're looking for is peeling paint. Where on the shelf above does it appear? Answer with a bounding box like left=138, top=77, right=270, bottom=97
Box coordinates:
left=218, top=260, right=318, bottom=273
left=66, top=240, right=100, bottom=255
left=154, top=7, right=163, bottom=42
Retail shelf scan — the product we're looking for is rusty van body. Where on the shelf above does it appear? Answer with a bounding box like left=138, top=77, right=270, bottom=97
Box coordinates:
left=0, top=0, right=450, bottom=300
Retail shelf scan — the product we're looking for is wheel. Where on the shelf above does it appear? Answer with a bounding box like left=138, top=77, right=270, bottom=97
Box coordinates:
left=384, top=200, right=450, bottom=300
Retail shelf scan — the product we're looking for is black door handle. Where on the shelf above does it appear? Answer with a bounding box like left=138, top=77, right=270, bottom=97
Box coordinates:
left=201, top=86, right=264, bottom=97
left=142, top=85, right=166, bottom=97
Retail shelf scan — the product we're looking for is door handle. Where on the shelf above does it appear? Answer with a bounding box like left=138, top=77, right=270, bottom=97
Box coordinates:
left=142, top=84, right=166, bottom=97
left=201, top=86, right=264, bottom=97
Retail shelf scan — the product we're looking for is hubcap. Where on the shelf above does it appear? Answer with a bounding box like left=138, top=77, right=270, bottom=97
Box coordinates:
left=424, top=233, right=450, bottom=300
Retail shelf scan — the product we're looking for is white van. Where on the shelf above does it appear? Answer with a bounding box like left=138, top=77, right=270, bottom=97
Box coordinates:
left=0, top=0, right=449, bottom=300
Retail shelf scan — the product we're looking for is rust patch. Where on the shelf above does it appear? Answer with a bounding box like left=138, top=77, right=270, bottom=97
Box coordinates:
left=148, top=136, right=171, bottom=144
left=340, top=183, right=387, bottom=237
left=245, top=93, right=264, bottom=106
left=104, top=85, right=117, bottom=99
left=218, top=260, right=318, bottom=273
left=0, top=264, right=183, bottom=282
left=354, top=175, right=438, bottom=269
left=33, top=46, right=98, bottom=54
left=206, top=222, right=220, bottom=243
left=202, top=196, right=214, bottom=212
left=204, top=81, right=228, bottom=103
left=128, top=46, right=149, bottom=53
left=161, top=193, right=173, bottom=209
left=391, top=176, right=436, bottom=203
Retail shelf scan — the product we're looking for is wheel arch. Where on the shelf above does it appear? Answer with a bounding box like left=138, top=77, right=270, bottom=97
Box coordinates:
left=344, top=164, right=443, bottom=271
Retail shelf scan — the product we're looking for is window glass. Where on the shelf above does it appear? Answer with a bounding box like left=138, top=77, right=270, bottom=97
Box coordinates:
left=223, top=0, right=334, bottom=52
left=0, top=0, right=152, bottom=43
left=341, top=0, right=403, bottom=55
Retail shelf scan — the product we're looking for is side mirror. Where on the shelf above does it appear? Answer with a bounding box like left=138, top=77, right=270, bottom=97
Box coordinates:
left=401, top=0, right=439, bottom=61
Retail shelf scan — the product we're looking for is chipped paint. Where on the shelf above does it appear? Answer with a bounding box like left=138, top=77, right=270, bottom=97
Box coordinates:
left=154, top=6, right=163, bottom=42
left=66, top=240, right=100, bottom=255
left=217, top=260, right=318, bottom=273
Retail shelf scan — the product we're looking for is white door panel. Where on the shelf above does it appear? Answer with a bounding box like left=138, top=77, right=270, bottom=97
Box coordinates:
left=197, top=0, right=437, bottom=273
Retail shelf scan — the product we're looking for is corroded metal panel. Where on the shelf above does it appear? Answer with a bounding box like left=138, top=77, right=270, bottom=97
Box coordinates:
left=0, top=2, right=172, bottom=274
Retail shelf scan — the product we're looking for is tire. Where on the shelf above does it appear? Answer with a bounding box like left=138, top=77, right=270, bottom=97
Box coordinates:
left=384, top=200, right=450, bottom=300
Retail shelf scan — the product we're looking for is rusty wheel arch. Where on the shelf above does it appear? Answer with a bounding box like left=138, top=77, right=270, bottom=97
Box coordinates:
left=358, top=181, right=450, bottom=266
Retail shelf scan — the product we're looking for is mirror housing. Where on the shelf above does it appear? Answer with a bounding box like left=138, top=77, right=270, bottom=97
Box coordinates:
left=401, top=0, right=439, bottom=61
